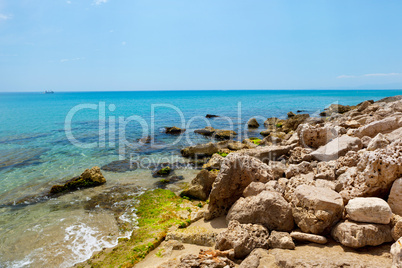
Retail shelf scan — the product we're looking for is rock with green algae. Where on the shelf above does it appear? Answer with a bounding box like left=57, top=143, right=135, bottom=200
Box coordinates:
left=49, top=166, right=106, bottom=195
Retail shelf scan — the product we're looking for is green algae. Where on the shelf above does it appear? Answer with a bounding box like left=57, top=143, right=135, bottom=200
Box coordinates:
left=78, top=189, right=194, bottom=268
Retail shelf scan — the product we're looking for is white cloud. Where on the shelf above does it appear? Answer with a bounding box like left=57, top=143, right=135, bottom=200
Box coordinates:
left=122, top=41, right=126, bottom=46
left=337, top=73, right=401, bottom=79
left=93, top=0, right=108, bottom=5
left=0, top=14, right=12, bottom=20
left=66, top=1, right=72, bottom=4
left=60, top=57, right=84, bottom=63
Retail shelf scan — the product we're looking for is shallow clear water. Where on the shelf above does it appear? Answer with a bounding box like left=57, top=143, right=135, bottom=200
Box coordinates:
left=0, top=89, right=400, bottom=267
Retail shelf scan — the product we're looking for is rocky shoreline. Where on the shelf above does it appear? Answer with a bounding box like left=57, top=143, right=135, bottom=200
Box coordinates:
left=81, top=95, right=402, bottom=267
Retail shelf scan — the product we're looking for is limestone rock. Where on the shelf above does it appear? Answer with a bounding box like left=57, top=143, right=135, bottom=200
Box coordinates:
left=202, top=153, right=225, bottom=170
left=291, top=185, right=344, bottom=234
left=268, top=161, right=287, bottom=179
left=389, top=178, right=402, bottom=216
left=361, top=136, right=372, bottom=148
left=268, top=231, right=295, bottom=250
left=345, top=197, right=393, bottom=224
left=391, top=238, right=402, bottom=268
left=239, top=248, right=278, bottom=268
left=311, top=135, right=362, bottom=162
left=180, top=169, right=218, bottom=200
left=367, top=133, right=390, bottom=151
left=247, top=118, right=260, bottom=128
left=290, top=231, right=327, bottom=244
left=298, top=124, right=337, bottom=149
left=332, top=221, right=393, bottom=248
left=339, top=120, right=361, bottom=129
left=243, top=182, right=266, bottom=198
left=157, top=240, right=185, bottom=257
left=283, top=172, right=316, bottom=202
left=285, top=161, right=313, bottom=179
left=177, top=249, right=236, bottom=268
left=288, top=147, right=313, bottom=164
left=352, top=116, right=402, bottom=138
left=165, top=226, right=217, bottom=247
left=237, top=145, right=292, bottom=163
left=392, top=215, right=402, bottom=241
left=227, top=141, right=246, bottom=150
left=314, top=161, right=336, bottom=181
left=215, top=220, right=270, bottom=259
left=340, top=139, right=402, bottom=201
left=206, top=154, right=274, bottom=219
left=227, top=191, right=294, bottom=231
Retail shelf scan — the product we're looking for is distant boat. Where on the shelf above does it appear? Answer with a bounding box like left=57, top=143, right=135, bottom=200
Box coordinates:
left=44, top=90, right=54, bottom=94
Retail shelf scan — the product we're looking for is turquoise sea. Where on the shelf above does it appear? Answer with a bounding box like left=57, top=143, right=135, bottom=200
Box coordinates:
left=0, top=89, right=401, bottom=267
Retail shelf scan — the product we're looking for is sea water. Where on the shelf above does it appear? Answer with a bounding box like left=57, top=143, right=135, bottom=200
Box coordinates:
left=0, top=89, right=400, bottom=267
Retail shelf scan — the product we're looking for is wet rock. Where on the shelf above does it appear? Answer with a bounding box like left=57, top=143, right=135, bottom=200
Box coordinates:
left=206, top=154, right=274, bottom=219
left=206, top=114, right=219, bottom=118
left=194, top=126, right=216, bottom=136
left=287, top=111, right=296, bottom=118
left=282, top=114, right=310, bottom=133
left=215, top=220, right=270, bottom=259
left=227, top=191, right=294, bottom=232
left=291, top=185, right=344, bottom=234
left=152, top=166, right=172, bottom=177
left=290, top=231, right=327, bottom=244
left=310, top=135, right=362, bottom=161
left=166, top=226, right=217, bottom=247
left=285, top=161, right=313, bottom=179
left=389, top=178, right=402, bottom=216
left=247, top=118, right=260, bottom=128
left=101, top=159, right=135, bottom=172
left=155, top=176, right=185, bottom=189
left=345, top=197, right=393, bottom=224
left=367, top=133, right=390, bottom=151
left=332, top=221, right=393, bottom=248
left=268, top=231, right=295, bottom=249
left=391, top=238, right=402, bottom=268
left=214, top=130, right=237, bottom=140
left=181, top=141, right=230, bottom=158
left=260, top=129, right=271, bottom=137
left=165, top=126, right=186, bottom=134
left=138, top=135, right=151, bottom=144
left=180, top=169, right=218, bottom=200
left=50, top=166, right=106, bottom=195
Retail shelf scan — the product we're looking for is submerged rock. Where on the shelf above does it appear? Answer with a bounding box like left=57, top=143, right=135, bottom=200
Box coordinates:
left=165, top=126, right=186, bottom=134
left=247, top=118, right=260, bottom=128
left=50, top=166, right=106, bottom=195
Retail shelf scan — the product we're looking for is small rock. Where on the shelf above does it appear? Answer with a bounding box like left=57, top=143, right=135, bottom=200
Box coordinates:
left=247, top=118, right=260, bottom=128
left=285, top=161, right=313, bottom=179
left=290, top=231, right=327, bottom=244
left=389, top=178, right=402, bottom=217
left=177, top=249, right=235, bottom=268
left=310, top=135, right=362, bottom=162
left=392, top=215, right=402, bottom=241
left=345, top=197, right=393, bottom=224
left=206, top=114, right=219, bottom=118
left=215, top=220, right=270, bottom=259
left=239, top=248, right=276, bottom=268
left=202, top=153, right=225, bottom=170
left=165, top=126, right=186, bottom=134
left=268, top=231, right=295, bottom=250
left=331, top=221, right=393, bottom=248
left=287, top=111, right=296, bottom=118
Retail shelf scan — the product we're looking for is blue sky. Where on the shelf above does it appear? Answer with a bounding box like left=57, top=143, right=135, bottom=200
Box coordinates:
left=0, top=0, right=402, bottom=91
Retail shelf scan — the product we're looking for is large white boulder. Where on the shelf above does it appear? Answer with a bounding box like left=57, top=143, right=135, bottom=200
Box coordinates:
left=345, top=197, right=393, bottom=224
